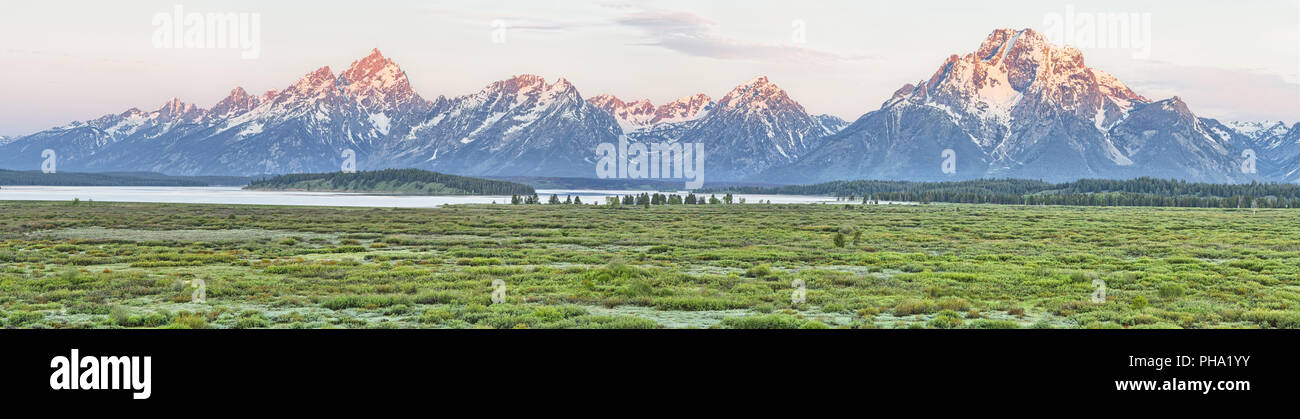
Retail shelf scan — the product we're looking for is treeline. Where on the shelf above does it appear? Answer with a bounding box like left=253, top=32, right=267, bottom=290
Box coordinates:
left=246, top=169, right=535, bottom=195
left=511, top=192, right=747, bottom=207
left=713, top=177, right=1300, bottom=208
left=0, top=170, right=248, bottom=186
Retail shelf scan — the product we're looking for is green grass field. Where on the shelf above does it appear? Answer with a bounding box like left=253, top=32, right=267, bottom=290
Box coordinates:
left=1, top=200, right=1298, bottom=329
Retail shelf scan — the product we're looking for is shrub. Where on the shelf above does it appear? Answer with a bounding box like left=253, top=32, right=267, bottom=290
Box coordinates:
left=935, top=297, right=971, bottom=312
left=966, top=319, right=1021, bottom=329
left=233, top=312, right=271, bottom=329
left=7, top=311, right=45, bottom=327
left=414, top=291, right=456, bottom=305
left=1131, top=295, right=1149, bottom=309
left=1241, top=311, right=1300, bottom=329
left=653, top=296, right=743, bottom=311
left=322, top=295, right=410, bottom=310
left=574, top=315, right=659, bottom=329
left=169, top=311, right=208, bottom=329
left=721, top=314, right=813, bottom=329
left=893, top=299, right=934, bottom=316
left=420, top=309, right=455, bottom=324
left=928, top=310, right=964, bottom=329
left=744, top=264, right=774, bottom=279
left=456, top=257, right=501, bottom=266
left=617, top=281, right=655, bottom=298
left=1158, top=283, right=1186, bottom=299
left=108, top=305, right=130, bottom=325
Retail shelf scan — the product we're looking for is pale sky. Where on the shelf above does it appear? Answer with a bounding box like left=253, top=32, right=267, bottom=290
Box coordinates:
left=2, top=0, right=1299, bottom=136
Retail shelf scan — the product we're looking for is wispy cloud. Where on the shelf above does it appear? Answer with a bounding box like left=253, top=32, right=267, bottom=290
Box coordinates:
left=613, top=9, right=868, bottom=64
left=419, top=4, right=602, bottom=32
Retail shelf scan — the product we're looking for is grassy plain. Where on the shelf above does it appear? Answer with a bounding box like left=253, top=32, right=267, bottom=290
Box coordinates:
left=1, top=200, right=1297, bottom=329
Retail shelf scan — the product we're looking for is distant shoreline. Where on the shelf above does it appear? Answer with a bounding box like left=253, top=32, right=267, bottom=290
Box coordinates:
left=240, top=186, right=489, bottom=196
left=0, top=169, right=249, bottom=187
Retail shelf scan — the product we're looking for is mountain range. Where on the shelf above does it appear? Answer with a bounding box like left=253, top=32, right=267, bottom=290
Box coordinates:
left=2, top=29, right=1297, bottom=185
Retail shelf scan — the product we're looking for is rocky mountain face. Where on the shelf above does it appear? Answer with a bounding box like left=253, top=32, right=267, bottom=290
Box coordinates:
left=587, top=93, right=715, bottom=130
left=763, top=28, right=1273, bottom=184
left=4, top=49, right=836, bottom=181
left=585, top=78, right=844, bottom=181
left=0, top=50, right=420, bottom=175
left=663, top=77, right=840, bottom=180
left=375, top=74, right=621, bottom=177
left=2, top=34, right=1295, bottom=185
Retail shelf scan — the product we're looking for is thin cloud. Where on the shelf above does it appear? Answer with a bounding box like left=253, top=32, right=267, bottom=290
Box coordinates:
left=614, top=10, right=868, bottom=64
left=419, top=5, right=601, bottom=32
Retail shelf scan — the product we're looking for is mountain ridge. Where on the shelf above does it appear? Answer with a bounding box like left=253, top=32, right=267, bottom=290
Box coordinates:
left=2, top=33, right=1295, bottom=185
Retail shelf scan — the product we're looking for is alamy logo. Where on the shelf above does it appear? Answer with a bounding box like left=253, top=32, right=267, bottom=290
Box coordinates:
left=341, top=149, right=357, bottom=173
left=1241, top=149, right=1257, bottom=174
left=491, top=279, right=506, bottom=304
left=1043, top=5, right=1152, bottom=59
left=49, top=349, right=152, bottom=399
left=491, top=19, right=509, bottom=44
left=791, top=19, right=807, bottom=44
left=941, top=149, right=956, bottom=174
left=596, top=136, right=705, bottom=189
left=188, top=278, right=207, bottom=303
left=41, top=149, right=57, bottom=174
left=151, top=5, right=262, bottom=59
left=1091, top=277, right=1107, bottom=303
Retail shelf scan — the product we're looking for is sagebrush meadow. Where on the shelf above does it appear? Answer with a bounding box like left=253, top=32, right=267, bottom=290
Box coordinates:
left=2, top=200, right=1296, bottom=329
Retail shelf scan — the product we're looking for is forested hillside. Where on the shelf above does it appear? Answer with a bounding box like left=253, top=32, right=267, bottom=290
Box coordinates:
left=245, top=169, right=535, bottom=196
left=0, top=170, right=248, bottom=186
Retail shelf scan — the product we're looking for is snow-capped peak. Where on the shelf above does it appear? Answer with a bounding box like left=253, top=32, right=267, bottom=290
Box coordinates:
left=888, top=27, right=1152, bottom=146
left=340, top=48, right=422, bottom=110
left=285, top=66, right=339, bottom=97
left=587, top=95, right=656, bottom=128
left=1224, top=120, right=1289, bottom=139
left=717, top=75, right=803, bottom=115
left=652, top=93, right=713, bottom=124
left=586, top=93, right=714, bottom=129
left=209, top=87, right=260, bottom=119
left=153, top=97, right=205, bottom=123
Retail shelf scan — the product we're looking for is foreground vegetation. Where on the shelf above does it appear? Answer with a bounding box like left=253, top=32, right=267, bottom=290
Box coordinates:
left=1, top=200, right=1297, bottom=329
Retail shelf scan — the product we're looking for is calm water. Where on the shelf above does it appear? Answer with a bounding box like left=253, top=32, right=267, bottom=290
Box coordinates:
left=0, top=186, right=845, bottom=208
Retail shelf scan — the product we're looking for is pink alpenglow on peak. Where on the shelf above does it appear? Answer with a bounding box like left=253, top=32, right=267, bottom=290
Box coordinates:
left=715, top=76, right=807, bottom=116
left=587, top=93, right=714, bottom=129
left=886, top=28, right=1149, bottom=139
left=209, top=87, right=260, bottom=119
left=340, top=48, right=427, bottom=110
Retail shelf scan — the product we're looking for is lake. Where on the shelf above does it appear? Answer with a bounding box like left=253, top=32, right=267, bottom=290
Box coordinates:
left=0, top=186, right=847, bottom=207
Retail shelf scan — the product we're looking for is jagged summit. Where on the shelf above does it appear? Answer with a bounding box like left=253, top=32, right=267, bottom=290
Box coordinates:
left=3, top=39, right=1291, bottom=183
left=209, top=87, right=259, bottom=119
left=653, top=93, right=713, bottom=124
left=340, top=48, right=422, bottom=108
left=763, top=28, right=1260, bottom=184
left=716, top=75, right=806, bottom=117
left=587, top=93, right=714, bottom=129
left=889, top=28, right=1147, bottom=135
left=283, top=66, right=339, bottom=97
left=154, top=97, right=205, bottom=123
